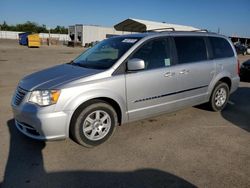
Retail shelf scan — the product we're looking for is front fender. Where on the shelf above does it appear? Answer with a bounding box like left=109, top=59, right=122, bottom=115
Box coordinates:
left=62, top=88, right=127, bottom=120
left=57, top=88, right=128, bottom=138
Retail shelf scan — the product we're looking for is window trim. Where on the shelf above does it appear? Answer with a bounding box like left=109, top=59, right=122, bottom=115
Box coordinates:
left=204, top=37, right=214, bottom=60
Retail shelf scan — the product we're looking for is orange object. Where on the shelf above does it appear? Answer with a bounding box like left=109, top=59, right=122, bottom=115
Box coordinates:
left=27, top=34, right=40, bottom=47
left=51, top=90, right=61, bottom=104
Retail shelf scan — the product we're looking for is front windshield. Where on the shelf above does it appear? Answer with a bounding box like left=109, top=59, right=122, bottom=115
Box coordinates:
left=73, top=36, right=141, bottom=69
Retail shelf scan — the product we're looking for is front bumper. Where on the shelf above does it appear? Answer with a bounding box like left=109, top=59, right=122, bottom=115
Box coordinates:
left=12, top=102, right=71, bottom=140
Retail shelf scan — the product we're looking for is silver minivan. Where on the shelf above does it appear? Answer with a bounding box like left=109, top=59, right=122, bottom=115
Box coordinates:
left=12, top=31, right=240, bottom=147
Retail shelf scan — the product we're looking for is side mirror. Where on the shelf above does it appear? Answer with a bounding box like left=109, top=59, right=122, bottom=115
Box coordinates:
left=127, top=58, right=145, bottom=71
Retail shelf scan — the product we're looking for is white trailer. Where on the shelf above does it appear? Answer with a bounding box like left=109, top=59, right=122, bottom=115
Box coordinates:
left=68, top=24, right=129, bottom=47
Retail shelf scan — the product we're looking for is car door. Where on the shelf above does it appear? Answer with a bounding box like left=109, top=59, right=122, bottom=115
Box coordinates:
left=125, top=37, right=185, bottom=121
left=173, top=36, right=216, bottom=105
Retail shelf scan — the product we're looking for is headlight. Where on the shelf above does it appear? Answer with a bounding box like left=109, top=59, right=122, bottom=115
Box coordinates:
left=29, top=90, right=61, bottom=106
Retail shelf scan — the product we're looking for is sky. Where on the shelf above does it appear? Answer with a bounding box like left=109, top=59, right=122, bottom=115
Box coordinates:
left=0, top=0, right=249, bottom=37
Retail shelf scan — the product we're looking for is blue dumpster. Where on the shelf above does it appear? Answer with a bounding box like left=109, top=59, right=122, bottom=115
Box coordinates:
left=18, top=32, right=31, bottom=45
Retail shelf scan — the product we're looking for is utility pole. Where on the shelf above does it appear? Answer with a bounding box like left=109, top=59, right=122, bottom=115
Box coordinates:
left=217, top=27, right=220, bottom=34
left=47, top=27, right=51, bottom=46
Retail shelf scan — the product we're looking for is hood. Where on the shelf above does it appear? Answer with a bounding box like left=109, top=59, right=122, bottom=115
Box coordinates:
left=19, top=64, right=103, bottom=91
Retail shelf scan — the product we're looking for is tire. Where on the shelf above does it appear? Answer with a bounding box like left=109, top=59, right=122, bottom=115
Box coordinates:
left=70, top=100, right=118, bottom=147
left=209, top=82, right=229, bottom=111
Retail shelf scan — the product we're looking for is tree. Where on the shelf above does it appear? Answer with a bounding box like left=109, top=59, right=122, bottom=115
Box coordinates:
left=50, top=25, right=68, bottom=34
left=0, top=21, right=68, bottom=34
left=1, top=21, right=9, bottom=30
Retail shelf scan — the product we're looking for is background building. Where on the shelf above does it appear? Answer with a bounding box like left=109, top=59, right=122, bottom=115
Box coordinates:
left=114, top=18, right=200, bottom=32
left=68, top=24, right=131, bottom=47
left=68, top=18, right=200, bottom=47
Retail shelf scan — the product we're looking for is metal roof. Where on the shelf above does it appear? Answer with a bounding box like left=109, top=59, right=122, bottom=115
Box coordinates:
left=114, top=18, right=200, bottom=32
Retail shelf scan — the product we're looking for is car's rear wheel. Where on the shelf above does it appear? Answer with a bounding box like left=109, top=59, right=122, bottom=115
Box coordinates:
left=70, top=100, right=118, bottom=147
left=209, top=82, right=229, bottom=111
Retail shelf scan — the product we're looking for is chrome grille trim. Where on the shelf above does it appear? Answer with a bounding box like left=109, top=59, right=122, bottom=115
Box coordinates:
left=14, top=87, right=27, bottom=105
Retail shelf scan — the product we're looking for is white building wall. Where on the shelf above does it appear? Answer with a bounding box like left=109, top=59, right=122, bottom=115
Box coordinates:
left=0, top=31, right=22, bottom=39
left=0, top=31, right=69, bottom=41
left=39, top=33, right=69, bottom=41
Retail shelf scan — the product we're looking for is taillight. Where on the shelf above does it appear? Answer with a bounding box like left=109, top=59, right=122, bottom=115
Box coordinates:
left=237, top=59, right=240, bottom=75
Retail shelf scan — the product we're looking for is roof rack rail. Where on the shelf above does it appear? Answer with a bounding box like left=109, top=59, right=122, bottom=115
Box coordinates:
left=191, top=29, right=208, bottom=32
left=146, top=27, right=176, bottom=32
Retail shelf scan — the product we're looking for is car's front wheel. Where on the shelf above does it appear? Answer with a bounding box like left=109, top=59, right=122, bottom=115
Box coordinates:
left=70, top=100, right=118, bottom=147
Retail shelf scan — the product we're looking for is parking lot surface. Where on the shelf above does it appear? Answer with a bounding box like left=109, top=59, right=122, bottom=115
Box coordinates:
left=0, top=40, right=249, bottom=188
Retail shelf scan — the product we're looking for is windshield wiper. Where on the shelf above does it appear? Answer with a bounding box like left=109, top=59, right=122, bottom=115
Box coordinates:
left=70, top=62, right=91, bottom=69
left=68, top=61, right=106, bottom=70
left=67, top=60, right=74, bottom=64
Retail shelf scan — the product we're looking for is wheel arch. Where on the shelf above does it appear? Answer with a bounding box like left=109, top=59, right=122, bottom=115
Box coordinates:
left=218, top=77, right=231, bottom=90
left=68, top=97, right=124, bottom=138
left=208, top=72, right=232, bottom=99
left=208, top=78, right=230, bottom=111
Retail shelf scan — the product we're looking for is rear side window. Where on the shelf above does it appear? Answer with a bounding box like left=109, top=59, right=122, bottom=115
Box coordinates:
left=209, top=37, right=234, bottom=59
left=174, top=37, right=208, bottom=64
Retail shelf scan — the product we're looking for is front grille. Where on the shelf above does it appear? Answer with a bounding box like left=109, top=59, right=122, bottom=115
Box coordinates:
left=14, top=87, right=27, bottom=105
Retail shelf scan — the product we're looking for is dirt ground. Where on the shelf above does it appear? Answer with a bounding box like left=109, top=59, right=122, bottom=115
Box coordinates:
left=0, top=39, right=249, bottom=188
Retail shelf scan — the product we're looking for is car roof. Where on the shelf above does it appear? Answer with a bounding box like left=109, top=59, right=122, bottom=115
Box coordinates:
left=115, top=31, right=228, bottom=40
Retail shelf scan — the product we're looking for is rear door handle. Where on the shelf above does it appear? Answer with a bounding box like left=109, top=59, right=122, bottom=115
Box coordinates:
left=179, top=69, right=190, bottom=74
left=164, top=72, right=175, bottom=77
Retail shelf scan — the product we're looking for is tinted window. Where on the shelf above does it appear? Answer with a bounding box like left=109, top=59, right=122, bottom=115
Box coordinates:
left=174, top=37, right=208, bottom=64
left=130, top=38, right=171, bottom=70
left=209, top=37, right=234, bottom=59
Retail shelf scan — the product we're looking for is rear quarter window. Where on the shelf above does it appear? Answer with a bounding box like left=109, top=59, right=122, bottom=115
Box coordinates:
left=209, top=37, right=234, bottom=59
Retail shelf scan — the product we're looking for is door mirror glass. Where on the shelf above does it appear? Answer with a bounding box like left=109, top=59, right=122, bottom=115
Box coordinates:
left=127, top=58, right=145, bottom=71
